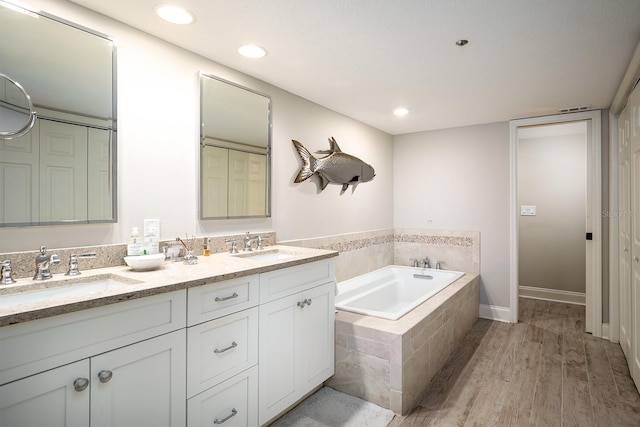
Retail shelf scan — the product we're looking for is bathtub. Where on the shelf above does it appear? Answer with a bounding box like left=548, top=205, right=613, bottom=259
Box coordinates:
left=328, top=268, right=480, bottom=415
left=334, top=265, right=464, bottom=320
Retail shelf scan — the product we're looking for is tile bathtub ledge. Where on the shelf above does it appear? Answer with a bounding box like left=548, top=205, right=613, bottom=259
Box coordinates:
left=0, top=245, right=337, bottom=327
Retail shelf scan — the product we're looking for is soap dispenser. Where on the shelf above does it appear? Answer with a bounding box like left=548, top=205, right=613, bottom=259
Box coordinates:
left=127, top=227, right=142, bottom=256
left=145, top=227, right=159, bottom=255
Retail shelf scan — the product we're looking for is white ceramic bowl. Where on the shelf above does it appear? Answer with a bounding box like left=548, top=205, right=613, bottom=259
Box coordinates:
left=124, top=253, right=165, bottom=271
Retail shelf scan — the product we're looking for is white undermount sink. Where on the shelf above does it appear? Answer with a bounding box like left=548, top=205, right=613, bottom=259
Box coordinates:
left=236, top=249, right=295, bottom=262
left=0, top=275, right=138, bottom=308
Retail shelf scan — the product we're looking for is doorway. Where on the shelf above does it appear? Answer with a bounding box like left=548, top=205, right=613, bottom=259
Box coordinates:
left=509, top=111, right=602, bottom=335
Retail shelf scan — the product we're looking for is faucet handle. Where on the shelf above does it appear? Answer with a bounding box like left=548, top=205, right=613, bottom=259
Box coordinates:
left=225, top=239, right=239, bottom=254
left=66, top=253, right=96, bottom=276
left=257, top=236, right=269, bottom=250
left=1, top=260, right=16, bottom=285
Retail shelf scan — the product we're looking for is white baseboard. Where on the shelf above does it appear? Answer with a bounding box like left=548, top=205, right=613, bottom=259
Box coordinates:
left=601, top=323, right=610, bottom=340
left=519, top=286, right=585, bottom=305
left=479, top=304, right=512, bottom=323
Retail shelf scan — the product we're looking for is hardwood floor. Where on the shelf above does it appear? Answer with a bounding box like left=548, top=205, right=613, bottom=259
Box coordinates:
left=388, top=298, right=640, bottom=427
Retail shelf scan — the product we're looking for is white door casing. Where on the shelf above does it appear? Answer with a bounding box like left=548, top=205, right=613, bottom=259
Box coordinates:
left=619, top=106, right=632, bottom=358
left=509, top=111, right=602, bottom=333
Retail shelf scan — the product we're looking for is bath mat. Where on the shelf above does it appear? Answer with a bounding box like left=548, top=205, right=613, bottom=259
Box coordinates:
left=271, top=387, right=395, bottom=427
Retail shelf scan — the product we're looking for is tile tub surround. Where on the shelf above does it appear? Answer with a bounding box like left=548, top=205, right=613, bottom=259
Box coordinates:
left=394, top=228, right=480, bottom=274
left=280, top=229, right=394, bottom=282
left=280, top=228, right=479, bottom=282
left=326, top=273, right=480, bottom=415
left=0, top=232, right=277, bottom=280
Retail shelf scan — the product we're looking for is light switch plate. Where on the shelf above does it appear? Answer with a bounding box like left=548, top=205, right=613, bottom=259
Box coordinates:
left=520, top=205, right=536, bottom=216
left=143, top=218, right=160, bottom=237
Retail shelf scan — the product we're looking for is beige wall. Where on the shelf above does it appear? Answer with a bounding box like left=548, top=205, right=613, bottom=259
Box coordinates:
left=517, top=127, right=586, bottom=294
left=0, top=0, right=394, bottom=252
left=393, top=122, right=511, bottom=310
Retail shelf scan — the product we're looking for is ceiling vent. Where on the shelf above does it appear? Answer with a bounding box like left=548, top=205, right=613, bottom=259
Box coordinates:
left=559, top=105, right=592, bottom=113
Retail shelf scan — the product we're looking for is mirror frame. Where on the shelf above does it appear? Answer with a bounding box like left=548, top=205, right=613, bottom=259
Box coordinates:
left=0, top=1, right=118, bottom=227
left=199, top=73, right=272, bottom=220
left=0, top=72, right=37, bottom=139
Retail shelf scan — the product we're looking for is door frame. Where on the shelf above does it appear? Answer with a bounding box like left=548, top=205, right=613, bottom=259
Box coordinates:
left=509, top=111, right=602, bottom=334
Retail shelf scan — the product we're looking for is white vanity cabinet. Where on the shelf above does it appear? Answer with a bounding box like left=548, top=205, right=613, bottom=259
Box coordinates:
left=258, top=260, right=336, bottom=425
left=0, top=290, right=187, bottom=427
left=186, top=275, right=260, bottom=427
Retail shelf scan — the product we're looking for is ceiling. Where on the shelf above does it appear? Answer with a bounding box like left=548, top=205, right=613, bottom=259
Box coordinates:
left=69, top=0, right=640, bottom=135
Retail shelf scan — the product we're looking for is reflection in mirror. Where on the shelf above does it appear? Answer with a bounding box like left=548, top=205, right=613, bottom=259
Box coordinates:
left=0, top=1, right=116, bottom=226
left=200, top=73, right=271, bottom=219
left=0, top=73, right=36, bottom=139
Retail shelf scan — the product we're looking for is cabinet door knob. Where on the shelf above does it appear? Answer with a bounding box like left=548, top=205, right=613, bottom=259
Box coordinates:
left=214, top=408, right=237, bottom=424
left=297, top=298, right=312, bottom=308
left=73, top=377, right=89, bottom=392
left=98, top=370, right=113, bottom=383
left=634, top=256, right=639, bottom=263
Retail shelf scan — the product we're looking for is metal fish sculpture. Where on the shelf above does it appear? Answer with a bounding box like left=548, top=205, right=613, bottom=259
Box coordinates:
left=293, top=137, right=375, bottom=193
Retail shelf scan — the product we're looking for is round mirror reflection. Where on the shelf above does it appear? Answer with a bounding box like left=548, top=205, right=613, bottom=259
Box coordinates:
left=0, top=73, right=36, bottom=139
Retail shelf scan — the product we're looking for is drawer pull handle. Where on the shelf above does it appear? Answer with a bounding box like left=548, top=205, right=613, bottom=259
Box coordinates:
left=297, top=298, right=312, bottom=308
left=73, top=377, right=89, bottom=392
left=215, top=292, right=239, bottom=302
left=98, top=370, right=113, bottom=383
left=214, top=408, right=237, bottom=424
left=214, top=341, right=238, bottom=354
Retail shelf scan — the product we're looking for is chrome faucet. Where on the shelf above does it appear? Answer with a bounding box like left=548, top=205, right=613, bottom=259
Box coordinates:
left=226, top=239, right=239, bottom=254
left=66, top=253, right=97, bottom=276
left=1, top=260, right=16, bottom=285
left=34, top=246, right=61, bottom=280
left=256, top=235, right=269, bottom=250
left=243, top=232, right=259, bottom=252
left=419, top=257, right=430, bottom=269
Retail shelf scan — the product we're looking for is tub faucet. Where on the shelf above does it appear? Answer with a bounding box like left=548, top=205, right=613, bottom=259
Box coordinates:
left=419, top=257, right=430, bottom=269
left=1, top=260, right=16, bottom=285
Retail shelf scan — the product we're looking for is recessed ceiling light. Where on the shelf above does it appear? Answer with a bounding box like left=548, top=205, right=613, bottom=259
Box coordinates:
left=238, top=44, right=267, bottom=59
left=155, top=4, right=194, bottom=25
left=393, top=107, right=410, bottom=117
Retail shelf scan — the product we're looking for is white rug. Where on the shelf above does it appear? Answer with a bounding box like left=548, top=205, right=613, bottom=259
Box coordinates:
left=271, top=387, right=395, bottom=427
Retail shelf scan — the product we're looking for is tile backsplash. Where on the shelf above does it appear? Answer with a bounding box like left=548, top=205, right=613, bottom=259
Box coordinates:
left=0, top=232, right=277, bottom=280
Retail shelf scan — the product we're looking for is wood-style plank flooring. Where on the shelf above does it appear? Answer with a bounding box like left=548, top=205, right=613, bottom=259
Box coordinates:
left=389, top=298, right=640, bottom=427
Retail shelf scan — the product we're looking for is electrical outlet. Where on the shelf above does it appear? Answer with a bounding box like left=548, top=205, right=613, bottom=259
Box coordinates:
left=144, top=218, right=160, bottom=237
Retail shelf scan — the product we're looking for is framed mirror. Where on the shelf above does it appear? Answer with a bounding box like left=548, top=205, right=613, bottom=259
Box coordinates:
left=0, top=0, right=117, bottom=226
left=200, top=73, right=271, bottom=219
left=0, top=73, right=36, bottom=139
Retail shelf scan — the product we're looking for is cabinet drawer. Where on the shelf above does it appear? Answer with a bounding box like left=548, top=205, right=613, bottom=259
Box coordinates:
left=0, top=290, right=186, bottom=385
left=187, top=307, right=258, bottom=398
left=259, top=259, right=335, bottom=303
left=187, top=365, right=258, bottom=427
left=187, top=275, right=259, bottom=326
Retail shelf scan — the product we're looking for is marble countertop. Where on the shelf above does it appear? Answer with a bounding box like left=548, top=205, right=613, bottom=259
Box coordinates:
left=0, top=245, right=338, bottom=327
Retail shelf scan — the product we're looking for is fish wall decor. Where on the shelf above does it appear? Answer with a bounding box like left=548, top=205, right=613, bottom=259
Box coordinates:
left=292, top=137, right=375, bottom=193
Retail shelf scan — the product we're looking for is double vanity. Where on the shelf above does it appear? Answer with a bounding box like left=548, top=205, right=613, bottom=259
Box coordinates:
left=0, top=246, right=337, bottom=426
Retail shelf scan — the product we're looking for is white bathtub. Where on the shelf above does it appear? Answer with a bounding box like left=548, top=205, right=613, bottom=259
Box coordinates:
left=335, top=265, right=464, bottom=320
